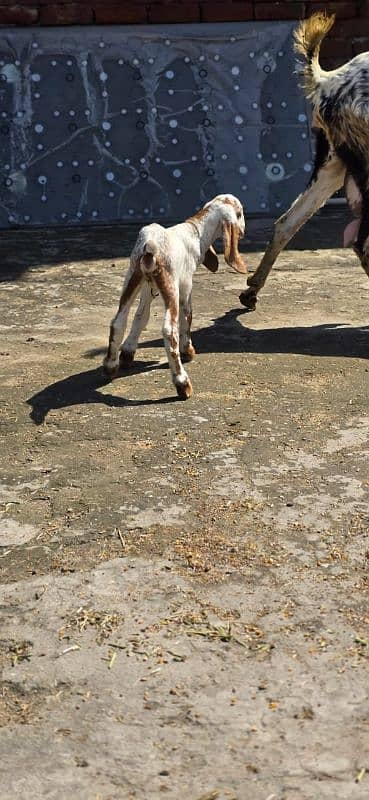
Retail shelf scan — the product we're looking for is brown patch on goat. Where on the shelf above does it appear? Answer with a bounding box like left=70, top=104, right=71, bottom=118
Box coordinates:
left=223, top=223, right=247, bottom=274
left=118, top=267, right=143, bottom=311
left=294, top=12, right=335, bottom=97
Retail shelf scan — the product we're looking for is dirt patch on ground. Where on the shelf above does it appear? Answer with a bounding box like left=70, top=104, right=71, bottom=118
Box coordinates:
left=1, top=218, right=369, bottom=798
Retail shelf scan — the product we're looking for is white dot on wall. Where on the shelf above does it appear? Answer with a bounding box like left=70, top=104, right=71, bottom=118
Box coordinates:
left=102, top=121, right=111, bottom=130
left=266, top=101, right=273, bottom=109
left=31, top=73, right=41, bottom=82
left=148, top=57, right=154, bottom=64
left=136, top=108, right=143, bottom=114
left=199, top=55, right=205, bottom=62
left=235, top=115, right=243, bottom=125
left=77, top=212, right=82, bottom=218
left=4, top=164, right=10, bottom=170
left=165, top=70, right=174, bottom=79
left=272, top=152, right=277, bottom=158
left=57, top=161, right=63, bottom=167
left=168, top=89, right=174, bottom=95
left=100, top=71, right=108, bottom=81
left=133, top=58, right=139, bottom=66
left=165, top=39, right=171, bottom=45
left=260, top=201, right=267, bottom=209
left=241, top=185, right=248, bottom=191
left=69, top=110, right=76, bottom=117
left=155, top=157, right=161, bottom=163
left=67, top=59, right=73, bottom=66
left=16, top=111, right=23, bottom=118
left=99, top=42, right=105, bottom=48
left=118, top=59, right=124, bottom=65
left=257, top=152, right=263, bottom=160
left=102, top=91, right=108, bottom=98
left=8, top=215, right=15, bottom=222
left=24, top=215, right=30, bottom=222
left=72, top=160, right=79, bottom=167
left=263, top=51, right=269, bottom=58
left=34, top=123, right=44, bottom=133
left=249, top=51, right=255, bottom=58
left=128, top=208, right=134, bottom=215
left=53, top=110, right=60, bottom=117
left=175, top=188, right=181, bottom=195
left=286, top=151, right=292, bottom=159
left=217, top=104, right=223, bottom=111
left=92, top=210, right=98, bottom=216
left=188, top=106, right=193, bottom=111
left=109, top=191, right=115, bottom=198
left=37, top=175, right=47, bottom=184
left=237, top=135, right=244, bottom=142
left=298, top=113, right=307, bottom=122
left=173, top=168, right=182, bottom=178
left=304, top=163, right=312, bottom=172
left=281, top=101, right=287, bottom=108
left=88, top=159, right=94, bottom=166
left=276, top=201, right=281, bottom=207
left=214, top=54, right=220, bottom=61
left=159, top=207, right=165, bottom=213
left=239, top=165, right=248, bottom=175
left=171, top=138, right=178, bottom=145
left=231, top=65, right=240, bottom=75
left=20, top=162, right=26, bottom=170
left=234, top=85, right=240, bottom=91
left=202, top=104, right=209, bottom=112
left=140, top=157, right=146, bottom=164
left=85, top=110, right=90, bottom=116
left=230, top=36, right=236, bottom=43
left=41, top=194, right=47, bottom=202
left=191, top=155, right=197, bottom=161
left=152, top=107, right=157, bottom=115
left=61, top=212, right=67, bottom=219
left=252, top=102, right=258, bottom=109
left=221, top=154, right=228, bottom=160
left=32, top=42, right=38, bottom=49
left=105, top=141, right=111, bottom=147
left=144, top=207, right=149, bottom=214
left=184, top=56, right=190, bottom=63
left=82, top=60, right=88, bottom=67
left=124, top=158, right=130, bottom=165
left=121, top=108, right=127, bottom=114
left=169, top=119, right=178, bottom=128
left=37, top=144, right=44, bottom=151
left=301, top=132, right=307, bottom=139
left=278, top=51, right=284, bottom=57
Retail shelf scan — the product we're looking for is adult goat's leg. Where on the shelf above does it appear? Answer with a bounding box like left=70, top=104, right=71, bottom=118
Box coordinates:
left=120, top=281, right=154, bottom=366
left=155, top=271, right=192, bottom=399
left=103, top=267, right=143, bottom=377
left=240, top=154, right=345, bottom=310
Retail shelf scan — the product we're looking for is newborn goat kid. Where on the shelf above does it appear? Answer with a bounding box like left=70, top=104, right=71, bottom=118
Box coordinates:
left=240, top=12, right=369, bottom=310
left=103, top=194, right=246, bottom=399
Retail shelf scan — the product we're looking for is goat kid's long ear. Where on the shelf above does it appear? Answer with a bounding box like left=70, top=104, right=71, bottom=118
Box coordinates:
left=202, top=245, right=219, bottom=272
left=223, top=222, right=247, bottom=274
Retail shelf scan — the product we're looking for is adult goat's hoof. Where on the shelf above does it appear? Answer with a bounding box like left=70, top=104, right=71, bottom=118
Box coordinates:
left=119, top=349, right=135, bottom=367
left=239, top=288, right=258, bottom=311
left=103, top=358, right=119, bottom=378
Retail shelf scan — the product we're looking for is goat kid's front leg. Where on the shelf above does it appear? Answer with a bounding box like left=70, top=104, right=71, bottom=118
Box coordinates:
left=239, top=154, right=345, bottom=310
left=103, top=267, right=143, bottom=377
left=179, top=290, right=196, bottom=363
left=119, top=281, right=154, bottom=366
left=155, top=271, right=192, bottom=400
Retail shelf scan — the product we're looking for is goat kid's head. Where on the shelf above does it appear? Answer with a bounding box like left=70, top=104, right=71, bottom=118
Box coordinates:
left=204, top=194, right=247, bottom=275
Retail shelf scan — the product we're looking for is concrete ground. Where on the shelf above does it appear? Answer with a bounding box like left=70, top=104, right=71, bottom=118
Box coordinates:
left=1, top=209, right=369, bottom=799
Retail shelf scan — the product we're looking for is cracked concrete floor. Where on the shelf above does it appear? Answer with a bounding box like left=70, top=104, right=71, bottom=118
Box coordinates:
left=1, top=218, right=369, bottom=799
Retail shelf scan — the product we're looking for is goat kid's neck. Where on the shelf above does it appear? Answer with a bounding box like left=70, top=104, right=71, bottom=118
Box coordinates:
left=189, top=207, right=224, bottom=259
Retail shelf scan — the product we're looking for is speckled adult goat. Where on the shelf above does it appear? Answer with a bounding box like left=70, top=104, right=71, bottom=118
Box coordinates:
left=239, top=12, right=369, bottom=310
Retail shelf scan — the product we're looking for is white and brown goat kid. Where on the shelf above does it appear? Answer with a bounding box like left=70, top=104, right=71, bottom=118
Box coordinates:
left=240, top=12, right=369, bottom=311
left=103, top=194, right=247, bottom=399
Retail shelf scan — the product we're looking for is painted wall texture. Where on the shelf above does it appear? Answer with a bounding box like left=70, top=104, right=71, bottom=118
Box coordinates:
left=0, top=22, right=313, bottom=227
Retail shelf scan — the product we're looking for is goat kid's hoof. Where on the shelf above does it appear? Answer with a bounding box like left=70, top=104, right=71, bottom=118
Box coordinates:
left=239, top=288, right=258, bottom=311
left=119, top=349, right=135, bottom=367
left=180, top=344, right=196, bottom=363
left=103, top=358, right=119, bottom=378
left=175, top=379, right=193, bottom=400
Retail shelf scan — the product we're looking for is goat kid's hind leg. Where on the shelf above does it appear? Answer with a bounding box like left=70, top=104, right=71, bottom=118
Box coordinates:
left=179, top=290, right=196, bottom=362
left=239, top=153, right=345, bottom=310
left=120, top=281, right=153, bottom=367
left=155, top=272, right=193, bottom=399
left=103, top=267, right=143, bottom=377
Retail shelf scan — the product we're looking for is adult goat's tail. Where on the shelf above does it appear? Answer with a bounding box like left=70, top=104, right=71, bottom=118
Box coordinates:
left=294, top=12, right=335, bottom=97
left=140, top=239, right=159, bottom=273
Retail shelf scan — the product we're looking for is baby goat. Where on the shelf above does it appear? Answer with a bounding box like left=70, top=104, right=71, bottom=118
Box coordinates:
left=103, top=194, right=246, bottom=399
left=240, top=12, right=369, bottom=311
